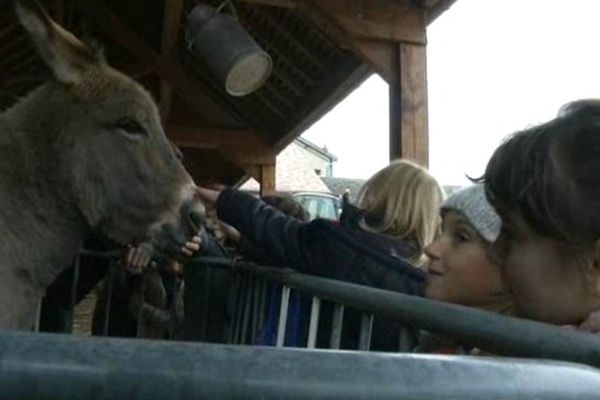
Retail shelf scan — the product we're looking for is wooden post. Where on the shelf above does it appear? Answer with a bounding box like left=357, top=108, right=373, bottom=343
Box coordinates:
left=259, top=164, right=276, bottom=197
left=389, top=43, right=429, bottom=167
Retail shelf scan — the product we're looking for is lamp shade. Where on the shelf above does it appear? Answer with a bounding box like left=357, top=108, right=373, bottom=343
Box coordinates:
left=186, top=4, right=272, bottom=96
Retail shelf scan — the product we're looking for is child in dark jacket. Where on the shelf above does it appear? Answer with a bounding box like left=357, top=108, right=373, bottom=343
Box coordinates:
left=196, top=160, right=444, bottom=350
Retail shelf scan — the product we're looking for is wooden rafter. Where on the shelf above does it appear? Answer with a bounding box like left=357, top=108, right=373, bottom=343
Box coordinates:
left=237, top=0, right=297, bottom=8
left=308, top=0, right=426, bottom=44
left=169, top=125, right=276, bottom=165
left=118, top=62, right=156, bottom=79
left=239, top=0, right=426, bottom=43
left=297, top=0, right=396, bottom=83
left=79, top=0, right=238, bottom=124
left=51, top=0, right=65, bottom=25
left=159, top=0, right=185, bottom=122
left=169, top=125, right=276, bottom=186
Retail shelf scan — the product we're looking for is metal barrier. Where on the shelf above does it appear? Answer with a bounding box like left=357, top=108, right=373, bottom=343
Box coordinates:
left=2, top=330, right=600, bottom=400
left=16, top=251, right=600, bottom=399
left=220, top=263, right=413, bottom=352
left=192, top=257, right=600, bottom=369
left=34, top=251, right=600, bottom=368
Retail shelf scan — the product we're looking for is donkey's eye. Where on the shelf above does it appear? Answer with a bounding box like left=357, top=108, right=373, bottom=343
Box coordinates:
left=115, top=118, right=146, bottom=137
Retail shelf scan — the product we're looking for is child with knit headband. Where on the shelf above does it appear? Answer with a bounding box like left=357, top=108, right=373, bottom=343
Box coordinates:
left=425, top=183, right=513, bottom=312
left=417, top=184, right=514, bottom=353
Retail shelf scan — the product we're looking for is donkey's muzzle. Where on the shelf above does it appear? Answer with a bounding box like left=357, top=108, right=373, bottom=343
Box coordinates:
left=182, top=197, right=206, bottom=235
left=151, top=195, right=206, bottom=262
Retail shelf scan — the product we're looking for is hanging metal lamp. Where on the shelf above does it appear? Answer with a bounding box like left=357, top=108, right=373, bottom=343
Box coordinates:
left=185, top=3, right=272, bottom=97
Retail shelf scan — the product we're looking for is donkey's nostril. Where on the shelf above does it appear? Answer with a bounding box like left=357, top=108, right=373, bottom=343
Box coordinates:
left=187, top=209, right=206, bottom=232
left=181, top=191, right=206, bottom=233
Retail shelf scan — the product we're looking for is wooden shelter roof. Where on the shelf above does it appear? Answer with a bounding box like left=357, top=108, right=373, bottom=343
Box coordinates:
left=0, top=0, right=457, bottom=187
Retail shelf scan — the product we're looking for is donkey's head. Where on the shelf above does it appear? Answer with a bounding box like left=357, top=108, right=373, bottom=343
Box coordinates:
left=16, top=0, right=205, bottom=254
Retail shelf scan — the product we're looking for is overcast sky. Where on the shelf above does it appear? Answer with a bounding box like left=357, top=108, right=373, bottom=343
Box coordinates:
left=301, top=0, right=600, bottom=185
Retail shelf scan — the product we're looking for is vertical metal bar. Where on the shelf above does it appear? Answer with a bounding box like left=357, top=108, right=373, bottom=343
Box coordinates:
left=329, top=304, right=345, bottom=349
left=168, top=278, right=179, bottom=339
left=198, top=266, right=212, bottom=341
left=307, top=296, right=321, bottom=349
left=33, top=299, right=42, bottom=333
left=136, top=275, right=147, bottom=338
left=69, top=255, right=81, bottom=332
left=258, top=279, right=267, bottom=330
left=251, top=277, right=261, bottom=343
left=240, top=276, right=253, bottom=344
left=232, top=274, right=246, bottom=344
left=102, top=262, right=116, bottom=337
left=227, top=273, right=242, bottom=344
left=358, top=313, right=374, bottom=351
left=275, top=285, right=291, bottom=348
left=398, top=327, right=413, bottom=352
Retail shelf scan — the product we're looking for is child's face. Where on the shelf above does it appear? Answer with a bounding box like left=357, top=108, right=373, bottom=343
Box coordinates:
left=491, top=213, right=600, bottom=325
left=424, top=211, right=506, bottom=308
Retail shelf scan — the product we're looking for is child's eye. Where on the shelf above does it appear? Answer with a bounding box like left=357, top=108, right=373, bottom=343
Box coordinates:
left=455, top=234, right=467, bottom=243
left=453, top=230, right=471, bottom=243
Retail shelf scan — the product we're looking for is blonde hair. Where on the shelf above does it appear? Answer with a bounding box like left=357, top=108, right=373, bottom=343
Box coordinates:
left=357, top=159, right=444, bottom=266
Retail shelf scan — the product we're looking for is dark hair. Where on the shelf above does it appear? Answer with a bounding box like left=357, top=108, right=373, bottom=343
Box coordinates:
left=262, top=194, right=309, bottom=222
left=481, top=100, right=600, bottom=244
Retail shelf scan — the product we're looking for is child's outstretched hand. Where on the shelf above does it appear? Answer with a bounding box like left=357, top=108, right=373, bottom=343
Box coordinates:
left=124, top=243, right=153, bottom=274
left=181, top=234, right=202, bottom=257
left=196, top=186, right=223, bottom=207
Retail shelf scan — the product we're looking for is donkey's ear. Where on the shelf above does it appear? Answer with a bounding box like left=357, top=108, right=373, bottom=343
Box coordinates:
left=15, top=0, right=100, bottom=85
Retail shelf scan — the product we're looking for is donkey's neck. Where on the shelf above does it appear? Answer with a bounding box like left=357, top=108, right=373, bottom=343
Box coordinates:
left=0, top=84, right=87, bottom=304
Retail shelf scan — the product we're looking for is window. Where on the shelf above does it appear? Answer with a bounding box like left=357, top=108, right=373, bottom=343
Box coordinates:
left=293, top=194, right=339, bottom=221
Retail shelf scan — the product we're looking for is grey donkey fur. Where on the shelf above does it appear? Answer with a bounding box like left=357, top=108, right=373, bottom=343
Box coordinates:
left=0, top=0, right=204, bottom=329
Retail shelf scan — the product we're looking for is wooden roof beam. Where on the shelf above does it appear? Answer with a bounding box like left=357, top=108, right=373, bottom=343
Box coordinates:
left=309, top=0, right=426, bottom=44
left=118, top=62, right=156, bottom=79
left=79, top=0, right=238, bottom=124
left=51, top=0, right=65, bottom=25
left=237, top=0, right=297, bottom=8
left=159, top=0, right=185, bottom=123
left=169, top=125, right=276, bottom=165
left=297, top=1, right=395, bottom=83
left=240, top=0, right=426, bottom=43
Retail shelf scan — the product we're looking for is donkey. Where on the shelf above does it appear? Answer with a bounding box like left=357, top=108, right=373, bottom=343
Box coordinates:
left=0, top=0, right=205, bottom=329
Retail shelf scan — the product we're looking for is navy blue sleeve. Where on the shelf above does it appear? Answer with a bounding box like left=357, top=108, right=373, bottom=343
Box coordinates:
left=216, top=188, right=308, bottom=268
left=216, top=189, right=424, bottom=296
left=198, top=229, right=231, bottom=259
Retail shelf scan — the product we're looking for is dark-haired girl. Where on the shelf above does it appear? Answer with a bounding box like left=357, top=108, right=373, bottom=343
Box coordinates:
left=482, top=99, right=600, bottom=328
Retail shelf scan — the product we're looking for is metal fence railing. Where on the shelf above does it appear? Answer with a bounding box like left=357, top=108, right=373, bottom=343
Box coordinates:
left=31, top=251, right=600, bottom=369
left=13, top=251, right=600, bottom=399
left=191, top=257, right=600, bottom=369
left=2, top=330, right=600, bottom=400
left=190, top=257, right=415, bottom=352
